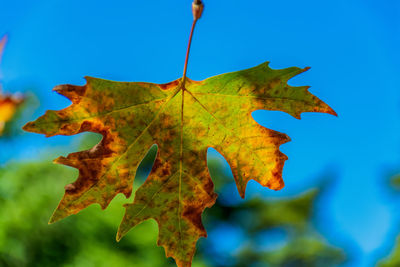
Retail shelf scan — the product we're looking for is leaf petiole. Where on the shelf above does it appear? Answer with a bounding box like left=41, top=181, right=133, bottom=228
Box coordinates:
left=181, top=0, right=204, bottom=86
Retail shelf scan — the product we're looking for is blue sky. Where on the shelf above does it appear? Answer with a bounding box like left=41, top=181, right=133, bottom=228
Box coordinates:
left=1, top=0, right=399, bottom=266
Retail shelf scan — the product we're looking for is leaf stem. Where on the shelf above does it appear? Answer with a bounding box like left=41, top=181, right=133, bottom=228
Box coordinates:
left=182, top=0, right=204, bottom=86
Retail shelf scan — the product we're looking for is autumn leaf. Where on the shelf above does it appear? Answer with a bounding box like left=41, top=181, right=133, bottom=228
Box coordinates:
left=23, top=61, right=335, bottom=265
left=0, top=36, right=24, bottom=135
left=0, top=94, right=23, bottom=134
left=22, top=2, right=336, bottom=266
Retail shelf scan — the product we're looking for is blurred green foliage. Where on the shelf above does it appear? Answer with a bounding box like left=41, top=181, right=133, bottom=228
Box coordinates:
left=379, top=235, right=400, bottom=267
left=0, top=161, right=179, bottom=267
left=0, top=143, right=345, bottom=266
left=390, top=175, right=400, bottom=191
left=377, top=172, right=400, bottom=267
left=202, top=158, right=345, bottom=267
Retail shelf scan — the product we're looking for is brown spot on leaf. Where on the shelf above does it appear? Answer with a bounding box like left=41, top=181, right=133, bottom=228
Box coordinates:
left=183, top=204, right=205, bottom=233
left=152, top=157, right=162, bottom=172
left=54, top=84, right=87, bottom=103
left=159, top=80, right=180, bottom=90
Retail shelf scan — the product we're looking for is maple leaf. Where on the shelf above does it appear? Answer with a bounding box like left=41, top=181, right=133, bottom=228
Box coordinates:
left=22, top=2, right=336, bottom=266
left=23, top=61, right=336, bottom=266
left=0, top=36, right=23, bottom=135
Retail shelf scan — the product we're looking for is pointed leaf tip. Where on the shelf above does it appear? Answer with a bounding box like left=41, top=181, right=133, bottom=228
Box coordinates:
left=116, top=232, right=122, bottom=242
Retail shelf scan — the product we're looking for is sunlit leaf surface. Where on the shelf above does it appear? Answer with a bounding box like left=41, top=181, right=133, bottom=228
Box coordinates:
left=24, top=62, right=335, bottom=266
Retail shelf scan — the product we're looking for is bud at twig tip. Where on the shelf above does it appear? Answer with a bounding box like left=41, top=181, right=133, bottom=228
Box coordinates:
left=192, top=0, right=204, bottom=20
